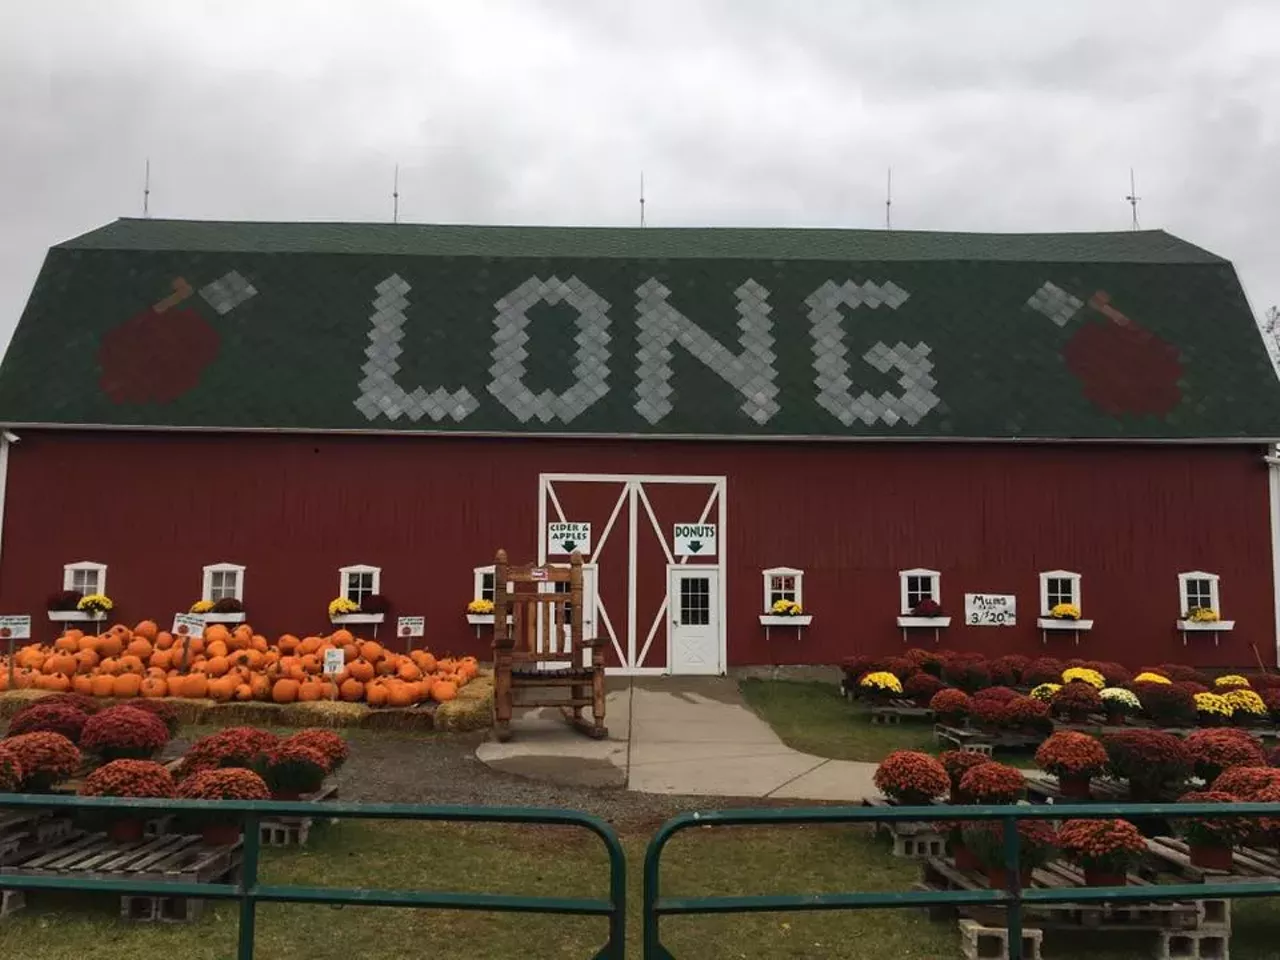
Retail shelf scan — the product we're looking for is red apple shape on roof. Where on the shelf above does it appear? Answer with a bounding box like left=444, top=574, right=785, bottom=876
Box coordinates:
left=97, top=280, right=220, bottom=405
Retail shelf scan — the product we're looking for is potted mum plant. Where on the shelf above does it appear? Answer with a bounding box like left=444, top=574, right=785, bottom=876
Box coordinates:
left=939, top=750, right=991, bottom=802
left=79, top=759, right=177, bottom=842
left=1099, top=687, right=1141, bottom=726
left=1051, top=682, right=1102, bottom=724
left=1176, top=790, right=1247, bottom=870
left=1194, top=692, right=1235, bottom=727
left=255, top=742, right=329, bottom=800
left=928, top=689, right=972, bottom=727
left=958, top=762, right=1026, bottom=805
left=1034, top=731, right=1109, bottom=799
left=1185, top=728, right=1267, bottom=783
left=903, top=672, right=944, bottom=707
left=1131, top=681, right=1197, bottom=727
left=7, top=702, right=90, bottom=743
left=281, top=729, right=348, bottom=773
left=1103, top=730, right=1192, bottom=801
left=178, top=727, right=279, bottom=778
left=872, top=750, right=950, bottom=805
left=176, top=768, right=271, bottom=845
left=961, top=820, right=1058, bottom=888
left=4, top=732, right=79, bottom=792
left=1057, top=818, right=1147, bottom=886
left=857, top=671, right=903, bottom=705
left=1223, top=689, right=1268, bottom=727
left=1002, top=696, right=1053, bottom=737
left=80, top=705, right=170, bottom=762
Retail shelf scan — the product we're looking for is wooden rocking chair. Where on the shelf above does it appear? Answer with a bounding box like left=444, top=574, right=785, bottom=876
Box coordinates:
left=491, top=549, right=608, bottom=742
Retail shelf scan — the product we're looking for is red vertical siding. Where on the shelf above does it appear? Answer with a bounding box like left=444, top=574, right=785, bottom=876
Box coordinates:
left=0, top=431, right=1272, bottom=670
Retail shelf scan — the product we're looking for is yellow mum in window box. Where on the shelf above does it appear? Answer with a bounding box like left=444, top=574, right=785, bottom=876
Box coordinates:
left=771, top=599, right=804, bottom=616
left=77, top=593, right=112, bottom=614
left=1187, top=607, right=1220, bottom=623
left=1050, top=603, right=1081, bottom=621
left=190, top=600, right=215, bottom=613
left=328, top=597, right=359, bottom=618
left=467, top=598, right=494, bottom=615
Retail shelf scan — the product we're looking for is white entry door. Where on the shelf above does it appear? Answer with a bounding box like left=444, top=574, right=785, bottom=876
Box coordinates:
left=668, top=568, right=722, bottom=675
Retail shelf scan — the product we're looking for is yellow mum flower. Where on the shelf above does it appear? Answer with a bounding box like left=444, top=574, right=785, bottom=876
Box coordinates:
left=1062, top=667, right=1105, bottom=689
left=1133, top=672, right=1171, bottom=684
left=190, top=600, right=215, bottom=613
left=327, top=596, right=359, bottom=617
left=1194, top=692, right=1234, bottom=717
left=858, top=671, right=903, bottom=694
left=467, top=598, right=495, bottom=614
left=1222, top=688, right=1266, bottom=715
left=1214, top=674, right=1250, bottom=689
left=1029, top=682, right=1061, bottom=702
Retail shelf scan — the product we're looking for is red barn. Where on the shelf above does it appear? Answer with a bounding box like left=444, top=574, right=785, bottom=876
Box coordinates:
left=1, top=219, right=1278, bottom=674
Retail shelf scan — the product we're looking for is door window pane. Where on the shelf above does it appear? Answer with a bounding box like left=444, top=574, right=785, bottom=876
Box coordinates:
left=680, top=577, right=711, bottom=626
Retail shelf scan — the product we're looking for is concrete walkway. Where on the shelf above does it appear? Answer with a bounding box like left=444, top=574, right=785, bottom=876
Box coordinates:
left=476, top=677, right=881, bottom=801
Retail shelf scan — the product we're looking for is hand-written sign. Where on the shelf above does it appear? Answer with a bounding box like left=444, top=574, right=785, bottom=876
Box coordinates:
left=0, top=616, right=31, bottom=640
left=322, top=648, right=346, bottom=676
left=548, top=522, right=591, bottom=555
left=172, top=613, right=207, bottom=637
left=398, top=616, right=425, bottom=638
left=673, top=523, right=717, bottom=557
left=964, top=594, right=1016, bottom=627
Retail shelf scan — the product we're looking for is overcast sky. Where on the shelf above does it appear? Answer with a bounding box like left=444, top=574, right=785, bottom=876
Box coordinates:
left=1, top=0, right=1278, bottom=352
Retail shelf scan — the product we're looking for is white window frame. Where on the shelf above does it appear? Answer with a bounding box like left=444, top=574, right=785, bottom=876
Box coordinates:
left=898, top=568, right=940, bottom=615
left=762, top=566, right=804, bottom=612
left=1179, top=571, right=1220, bottom=615
left=202, top=563, right=246, bottom=603
left=63, top=561, right=107, bottom=597
left=473, top=565, right=496, bottom=602
left=339, top=564, right=382, bottom=604
left=1039, top=570, right=1082, bottom=616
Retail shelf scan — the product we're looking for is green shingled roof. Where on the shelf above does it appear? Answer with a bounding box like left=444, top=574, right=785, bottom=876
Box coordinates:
left=2, top=218, right=1277, bottom=440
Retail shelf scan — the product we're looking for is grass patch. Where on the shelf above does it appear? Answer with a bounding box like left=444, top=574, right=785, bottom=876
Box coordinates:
left=3, top=818, right=1280, bottom=958
left=739, top=679, right=936, bottom=762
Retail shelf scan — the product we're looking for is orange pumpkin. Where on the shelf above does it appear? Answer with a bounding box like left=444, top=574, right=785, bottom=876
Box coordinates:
left=205, top=639, right=229, bottom=659
left=298, top=636, right=322, bottom=656
left=90, top=674, right=116, bottom=697
left=140, top=676, right=167, bottom=698
left=126, top=638, right=153, bottom=659
left=75, top=649, right=100, bottom=673
left=184, top=673, right=210, bottom=699
left=397, top=661, right=423, bottom=683
left=229, top=625, right=252, bottom=650
left=134, top=619, right=158, bottom=640
left=297, top=679, right=324, bottom=702
left=154, top=630, right=175, bottom=650
left=41, top=672, right=72, bottom=692
left=359, top=641, right=385, bottom=663
left=339, top=678, right=365, bottom=702
left=113, top=673, right=142, bottom=698
left=347, top=658, right=375, bottom=683
left=329, top=628, right=354, bottom=645
left=52, top=635, right=80, bottom=654
left=207, top=675, right=236, bottom=702
left=430, top=680, right=458, bottom=702
left=96, top=634, right=124, bottom=658
left=44, top=653, right=77, bottom=676
left=272, top=678, right=300, bottom=703
left=117, top=655, right=144, bottom=675
left=203, top=656, right=230, bottom=677
left=149, top=649, right=172, bottom=671
left=204, top=624, right=231, bottom=646
left=72, top=674, right=93, bottom=695
left=385, top=680, right=415, bottom=707
left=365, top=680, right=389, bottom=707
left=249, top=673, right=271, bottom=701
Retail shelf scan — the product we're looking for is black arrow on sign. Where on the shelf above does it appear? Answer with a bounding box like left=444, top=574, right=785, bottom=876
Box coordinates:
left=562, top=540, right=577, bottom=552
left=687, top=541, right=702, bottom=553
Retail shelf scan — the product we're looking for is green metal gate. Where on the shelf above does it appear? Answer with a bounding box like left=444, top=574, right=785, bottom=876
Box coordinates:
left=0, top=793, right=626, bottom=959
left=641, top=801, right=1280, bottom=959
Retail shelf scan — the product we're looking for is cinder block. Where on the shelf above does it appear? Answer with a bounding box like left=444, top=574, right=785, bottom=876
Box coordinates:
left=892, top=832, right=947, bottom=859
left=959, top=918, right=1043, bottom=960
left=1196, top=899, right=1231, bottom=932
left=1154, top=930, right=1229, bottom=960
left=870, top=711, right=902, bottom=725
left=0, top=888, right=25, bottom=919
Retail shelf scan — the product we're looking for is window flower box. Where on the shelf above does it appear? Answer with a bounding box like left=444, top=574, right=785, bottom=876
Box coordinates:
left=1176, top=619, right=1234, bottom=631
left=47, top=610, right=106, bottom=623
left=896, top=615, right=952, bottom=629
left=203, top=612, right=247, bottom=624
left=1036, top=618, right=1095, bottom=631
left=330, top=613, right=385, bottom=625
left=758, top=614, right=813, bottom=627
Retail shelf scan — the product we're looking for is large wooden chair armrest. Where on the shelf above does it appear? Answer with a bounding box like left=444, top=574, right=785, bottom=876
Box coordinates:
left=580, top=637, right=610, bottom=648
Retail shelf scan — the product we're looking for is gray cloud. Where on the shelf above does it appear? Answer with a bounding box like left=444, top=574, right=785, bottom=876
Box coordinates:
left=1, top=0, right=1278, bottom=352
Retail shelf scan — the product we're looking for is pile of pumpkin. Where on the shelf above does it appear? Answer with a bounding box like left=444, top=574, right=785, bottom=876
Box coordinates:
left=0, top=622, right=479, bottom=707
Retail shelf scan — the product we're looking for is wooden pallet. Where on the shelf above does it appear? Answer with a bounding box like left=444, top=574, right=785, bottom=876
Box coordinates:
left=1142, top=836, right=1280, bottom=885
left=933, top=724, right=1040, bottom=756
left=860, top=797, right=949, bottom=857
left=259, top=779, right=340, bottom=847
left=0, top=812, right=76, bottom=866
left=1023, top=772, right=1130, bottom=804
left=0, top=831, right=241, bottom=923
left=869, top=700, right=933, bottom=724
left=920, top=856, right=1213, bottom=931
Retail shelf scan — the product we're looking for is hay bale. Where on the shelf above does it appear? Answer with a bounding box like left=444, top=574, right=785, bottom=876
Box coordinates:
left=202, top=701, right=285, bottom=727
left=435, top=691, right=492, bottom=733
left=277, top=700, right=367, bottom=728
left=360, top=705, right=436, bottom=732
left=0, top=689, right=51, bottom=718
left=163, top=698, right=215, bottom=726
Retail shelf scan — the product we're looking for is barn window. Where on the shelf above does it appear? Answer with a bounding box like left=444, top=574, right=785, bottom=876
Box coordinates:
left=63, top=562, right=107, bottom=597
left=202, top=563, right=245, bottom=602
left=898, top=568, right=941, bottom=615
left=473, top=565, right=496, bottom=603
left=1038, top=570, right=1081, bottom=616
left=1179, top=571, right=1220, bottom=616
left=762, top=567, right=804, bottom=612
left=339, top=564, right=381, bottom=605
